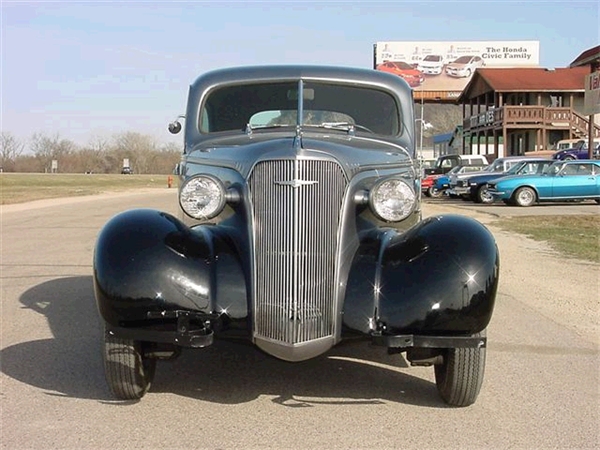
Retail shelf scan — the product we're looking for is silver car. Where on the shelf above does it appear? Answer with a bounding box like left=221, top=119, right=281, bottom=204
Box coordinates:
left=445, top=55, right=484, bottom=78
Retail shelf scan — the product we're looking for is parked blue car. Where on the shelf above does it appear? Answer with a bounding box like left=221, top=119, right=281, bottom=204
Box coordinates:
left=466, top=158, right=554, bottom=204
left=487, top=160, right=600, bottom=206
left=431, top=164, right=487, bottom=197
left=552, top=139, right=600, bottom=160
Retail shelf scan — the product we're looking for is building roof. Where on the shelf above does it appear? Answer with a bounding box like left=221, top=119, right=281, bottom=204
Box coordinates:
left=570, top=45, right=600, bottom=68
left=433, top=132, right=453, bottom=144
left=458, top=66, right=589, bottom=102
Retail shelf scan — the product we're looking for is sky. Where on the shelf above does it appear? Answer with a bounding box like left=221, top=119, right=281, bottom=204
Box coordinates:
left=1, top=0, right=599, bottom=150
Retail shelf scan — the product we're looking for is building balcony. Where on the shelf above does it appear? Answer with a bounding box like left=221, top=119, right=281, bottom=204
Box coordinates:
left=463, top=106, right=600, bottom=138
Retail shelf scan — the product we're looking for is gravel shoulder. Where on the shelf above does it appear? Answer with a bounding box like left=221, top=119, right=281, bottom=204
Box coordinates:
left=423, top=202, right=599, bottom=346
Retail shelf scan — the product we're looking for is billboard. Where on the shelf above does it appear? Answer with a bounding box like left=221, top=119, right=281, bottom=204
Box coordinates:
left=373, top=41, right=540, bottom=101
left=583, top=71, right=600, bottom=115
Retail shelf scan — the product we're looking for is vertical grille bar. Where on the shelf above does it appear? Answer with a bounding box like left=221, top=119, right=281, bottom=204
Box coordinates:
left=249, top=159, right=347, bottom=344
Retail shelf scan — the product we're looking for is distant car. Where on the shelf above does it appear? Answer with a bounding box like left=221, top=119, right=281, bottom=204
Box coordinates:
left=487, top=160, right=600, bottom=206
left=417, top=54, right=444, bottom=75
left=424, top=154, right=489, bottom=176
left=552, top=140, right=600, bottom=160
left=447, top=156, right=533, bottom=199
left=554, top=138, right=585, bottom=151
left=465, top=158, right=554, bottom=203
left=376, top=61, right=424, bottom=87
left=424, top=164, right=487, bottom=198
left=121, top=167, right=133, bottom=175
left=445, top=55, right=484, bottom=78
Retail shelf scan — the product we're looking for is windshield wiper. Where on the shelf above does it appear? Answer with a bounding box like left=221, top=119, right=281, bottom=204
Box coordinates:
left=245, top=123, right=295, bottom=134
left=307, top=122, right=375, bottom=135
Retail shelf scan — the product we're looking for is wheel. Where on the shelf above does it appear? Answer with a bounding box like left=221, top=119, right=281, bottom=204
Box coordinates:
left=423, top=189, right=432, bottom=198
left=564, top=155, right=576, bottom=161
left=103, top=328, right=156, bottom=400
left=513, top=186, right=536, bottom=207
left=428, top=186, right=443, bottom=198
left=595, top=199, right=600, bottom=204
left=434, top=330, right=486, bottom=407
left=476, top=185, right=494, bottom=204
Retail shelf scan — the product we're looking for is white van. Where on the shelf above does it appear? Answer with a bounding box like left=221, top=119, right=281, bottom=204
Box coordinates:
left=459, top=154, right=489, bottom=165
left=554, top=139, right=584, bottom=151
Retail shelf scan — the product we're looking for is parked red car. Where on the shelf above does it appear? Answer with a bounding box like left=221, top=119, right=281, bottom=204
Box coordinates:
left=376, top=61, right=424, bottom=87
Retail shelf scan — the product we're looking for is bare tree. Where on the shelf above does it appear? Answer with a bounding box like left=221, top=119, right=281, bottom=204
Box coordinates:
left=113, top=131, right=158, bottom=174
left=30, top=132, right=78, bottom=172
left=1, top=132, right=25, bottom=171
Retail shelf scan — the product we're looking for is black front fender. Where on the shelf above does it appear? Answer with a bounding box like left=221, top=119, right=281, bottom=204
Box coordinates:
left=93, top=209, right=247, bottom=327
left=344, top=214, right=499, bottom=336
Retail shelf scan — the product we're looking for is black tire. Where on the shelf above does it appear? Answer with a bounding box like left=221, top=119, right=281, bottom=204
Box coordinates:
left=428, top=186, right=443, bottom=198
left=564, top=155, right=576, bottom=161
left=475, top=185, right=494, bottom=204
left=595, top=199, right=600, bottom=204
left=513, top=186, right=536, bottom=207
left=103, top=329, right=156, bottom=400
left=434, top=330, right=486, bottom=407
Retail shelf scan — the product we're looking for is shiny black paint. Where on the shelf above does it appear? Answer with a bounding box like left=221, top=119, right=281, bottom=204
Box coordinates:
left=344, top=214, right=499, bottom=336
left=93, top=209, right=248, bottom=329
left=95, top=209, right=498, bottom=344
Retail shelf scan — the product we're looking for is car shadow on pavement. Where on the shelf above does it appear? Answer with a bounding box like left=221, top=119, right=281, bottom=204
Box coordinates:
left=1, top=276, right=446, bottom=408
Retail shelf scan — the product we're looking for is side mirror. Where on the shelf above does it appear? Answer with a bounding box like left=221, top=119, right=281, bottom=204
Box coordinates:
left=168, top=121, right=182, bottom=134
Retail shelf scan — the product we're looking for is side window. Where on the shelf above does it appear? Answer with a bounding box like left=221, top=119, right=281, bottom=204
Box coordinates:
left=562, top=165, right=578, bottom=176
left=577, top=165, right=593, bottom=176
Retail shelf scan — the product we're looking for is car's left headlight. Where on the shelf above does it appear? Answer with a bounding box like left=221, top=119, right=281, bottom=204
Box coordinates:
left=179, top=175, right=226, bottom=219
left=369, top=178, right=416, bottom=222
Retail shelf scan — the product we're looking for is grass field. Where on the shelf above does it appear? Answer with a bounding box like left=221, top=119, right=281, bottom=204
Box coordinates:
left=1, top=173, right=171, bottom=205
left=2, top=173, right=598, bottom=263
left=491, top=215, right=599, bottom=263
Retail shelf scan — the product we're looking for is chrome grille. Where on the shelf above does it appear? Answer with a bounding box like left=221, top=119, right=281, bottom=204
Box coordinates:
left=249, top=159, right=347, bottom=344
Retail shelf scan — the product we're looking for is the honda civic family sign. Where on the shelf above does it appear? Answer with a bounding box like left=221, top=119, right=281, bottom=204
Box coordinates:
left=373, top=40, right=540, bottom=101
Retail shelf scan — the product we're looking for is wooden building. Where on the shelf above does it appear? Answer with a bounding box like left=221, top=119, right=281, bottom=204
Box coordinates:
left=456, top=58, right=600, bottom=157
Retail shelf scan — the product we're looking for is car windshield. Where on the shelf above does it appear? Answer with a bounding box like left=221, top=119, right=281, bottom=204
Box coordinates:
left=453, top=56, right=472, bottom=64
left=483, top=160, right=503, bottom=172
left=200, top=81, right=400, bottom=136
left=392, top=61, right=413, bottom=70
left=423, top=55, right=441, bottom=62
left=511, top=160, right=553, bottom=175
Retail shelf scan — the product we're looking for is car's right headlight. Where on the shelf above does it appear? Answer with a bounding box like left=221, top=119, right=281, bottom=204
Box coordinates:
left=179, top=175, right=226, bottom=219
left=369, top=178, right=416, bottom=222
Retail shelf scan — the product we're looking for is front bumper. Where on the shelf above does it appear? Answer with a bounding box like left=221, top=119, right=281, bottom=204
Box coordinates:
left=446, top=187, right=470, bottom=197
left=372, top=334, right=486, bottom=349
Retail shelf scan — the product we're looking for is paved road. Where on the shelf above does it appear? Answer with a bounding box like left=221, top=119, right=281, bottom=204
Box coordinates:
left=1, top=190, right=598, bottom=450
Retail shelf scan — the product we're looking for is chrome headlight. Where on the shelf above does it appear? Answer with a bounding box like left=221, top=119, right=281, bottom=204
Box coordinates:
left=369, top=178, right=416, bottom=222
left=179, top=175, right=226, bottom=219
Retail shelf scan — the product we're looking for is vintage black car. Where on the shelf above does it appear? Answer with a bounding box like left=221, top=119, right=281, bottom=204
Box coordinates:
left=93, top=65, right=499, bottom=406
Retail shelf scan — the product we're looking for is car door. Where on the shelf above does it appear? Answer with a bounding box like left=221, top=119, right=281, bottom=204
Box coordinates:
left=552, top=163, right=597, bottom=198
